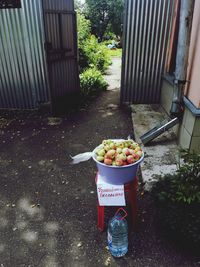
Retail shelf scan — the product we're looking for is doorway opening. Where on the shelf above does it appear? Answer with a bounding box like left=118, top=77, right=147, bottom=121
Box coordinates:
left=74, top=0, right=125, bottom=96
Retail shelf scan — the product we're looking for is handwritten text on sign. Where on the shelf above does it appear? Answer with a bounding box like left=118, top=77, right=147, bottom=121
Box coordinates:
left=97, top=175, right=125, bottom=206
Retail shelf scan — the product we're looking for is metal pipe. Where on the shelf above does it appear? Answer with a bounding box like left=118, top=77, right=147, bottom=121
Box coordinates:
left=140, top=117, right=180, bottom=145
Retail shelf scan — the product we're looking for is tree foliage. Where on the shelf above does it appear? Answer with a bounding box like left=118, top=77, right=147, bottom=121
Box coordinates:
left=84, top=0, right=124, bottom=40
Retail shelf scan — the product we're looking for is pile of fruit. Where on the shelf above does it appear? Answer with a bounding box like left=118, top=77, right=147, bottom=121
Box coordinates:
left=95, top=139, right=143, bottom=166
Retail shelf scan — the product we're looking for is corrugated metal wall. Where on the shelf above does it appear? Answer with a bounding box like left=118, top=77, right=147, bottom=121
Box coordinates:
left=121, top=0, right=175, bottom=104
left=43, top=0, right=74, bottom=11
left=43, top=0, right=80, bottom=100
left=0, top=0, right=49, bottom=109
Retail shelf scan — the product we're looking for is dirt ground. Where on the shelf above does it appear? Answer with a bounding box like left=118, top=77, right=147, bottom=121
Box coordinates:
left=0, top=58, right=200, bottom=266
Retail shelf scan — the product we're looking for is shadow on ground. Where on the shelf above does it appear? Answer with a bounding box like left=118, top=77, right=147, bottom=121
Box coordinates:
left=0, top=90, right=199, bottom=267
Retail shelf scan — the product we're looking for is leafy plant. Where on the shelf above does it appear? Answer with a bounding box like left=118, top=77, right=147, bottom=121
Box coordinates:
left=151, top=149, right=200, bottom=251
left=77, top=11, right=91, bottom=45
left=80, top=68, right=108, bottom=97
left=155, top=149, right=200, bottom=204
left=77, top=13, right=111, bottom=73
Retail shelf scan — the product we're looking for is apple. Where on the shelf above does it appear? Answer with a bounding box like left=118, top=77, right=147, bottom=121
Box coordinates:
left=122, top=148, right=130, bottom=156
left=117, top=142, right=124, bottom=148
left=109, top=142, right=116, bottom=149
left=127, top=155, right=134, bottom=164
left=96, top=156, right=104, bottom=162
left=104, top=145, right=110, bottom=152
left=106, top=149, right=116, bottom=159
left=117, top=153, right=127, bottom=161
left=134, top=146, right=141, bottom=153
left=116, top=157, right=124, bottom=166
left=104, top=158, right=112, bottom=165
left=128, top=149, right=135, bottom=155
left=97, top=149, right=105, bottom=157
left=136, top=150, right=143, bottom=157
left=134, top=154, right=140, bottom=161
left=130, top=143, right=138, bottom=149
left=116, top=148, right=122, bottom=154
left=127, top=140, right=132, bottom=147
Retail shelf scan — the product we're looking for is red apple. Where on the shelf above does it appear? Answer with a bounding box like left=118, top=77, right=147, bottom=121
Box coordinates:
left=122, top=148, right=130, bottom=156
left=129, top=149, right=135, bottom=155
left=106, top=149, right=116, bottom=159
left=127, top=155, right=134, bottom=164
left=115, top=157, right=124, bottom=166
left=136, top=150, right=143, bottom=157
left=104, top=158, right=112, bottom=165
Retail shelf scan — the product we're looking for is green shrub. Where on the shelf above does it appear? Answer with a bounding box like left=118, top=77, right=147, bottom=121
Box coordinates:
left=80, top=68, right=108, bottom=97
left=77, top=13, right=111, bottom=73
left=79, top=35, right=110, bottom=73
left=77, top=11, right=91, bottom=45
left=151, top=149, right=200, bottom=251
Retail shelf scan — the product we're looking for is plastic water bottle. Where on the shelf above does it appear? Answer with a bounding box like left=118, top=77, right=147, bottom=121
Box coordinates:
left=107, top=208, right=128, bottom=257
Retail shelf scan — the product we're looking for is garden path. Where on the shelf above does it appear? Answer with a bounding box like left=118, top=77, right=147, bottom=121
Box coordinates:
left=104, top=57, right=122, bottom=91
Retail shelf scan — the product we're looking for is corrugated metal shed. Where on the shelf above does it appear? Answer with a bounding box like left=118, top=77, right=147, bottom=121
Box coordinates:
left=121, top=0, right=175, bottom=104
left=0, top=0, right=79, bottom=110
left=0, top=0, right=49, bottom=109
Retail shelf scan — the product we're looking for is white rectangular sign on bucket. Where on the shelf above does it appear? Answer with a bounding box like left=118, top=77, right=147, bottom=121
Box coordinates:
left=96, top=174, right=125, bottom=206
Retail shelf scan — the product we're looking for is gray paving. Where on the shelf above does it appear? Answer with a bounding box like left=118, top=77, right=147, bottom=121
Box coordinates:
left=131, top=104, right=179, bottom=191
left=104, top=57, right=122, bottom=91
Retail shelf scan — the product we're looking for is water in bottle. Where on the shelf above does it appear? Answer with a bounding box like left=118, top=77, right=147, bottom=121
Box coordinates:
left=107, top=208, right=128, bottom=257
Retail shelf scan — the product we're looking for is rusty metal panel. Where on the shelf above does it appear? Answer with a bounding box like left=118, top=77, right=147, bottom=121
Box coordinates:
left=0, top=0, right=49, bottom=109
left=121, top=0, right=175, bottom=104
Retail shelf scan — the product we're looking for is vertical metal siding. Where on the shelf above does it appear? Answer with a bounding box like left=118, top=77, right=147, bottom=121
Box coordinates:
left=121, top=0, right=174, bottom=104
left=0, top=0, right=49, bottom=109
left=43, top=0, right=80, bottom=100
left=43, top=0, right=74, bottom=11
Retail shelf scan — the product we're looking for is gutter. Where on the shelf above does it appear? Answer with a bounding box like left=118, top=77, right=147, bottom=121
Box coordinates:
left=183, top=97, right=200, bottom=117
left=170, top=0, right=195, bottom=117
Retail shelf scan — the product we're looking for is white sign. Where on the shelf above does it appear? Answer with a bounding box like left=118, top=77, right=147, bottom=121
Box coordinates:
left=96, top=174, right=126, bottom=206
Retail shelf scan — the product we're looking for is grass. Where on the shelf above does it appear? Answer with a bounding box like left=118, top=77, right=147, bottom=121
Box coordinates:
left=107, top=48, right=122, bottom=58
